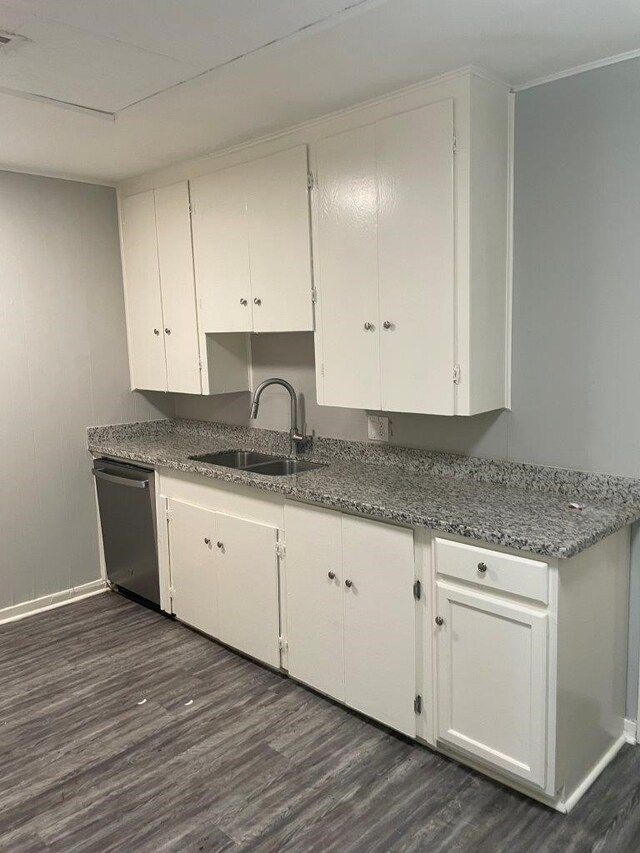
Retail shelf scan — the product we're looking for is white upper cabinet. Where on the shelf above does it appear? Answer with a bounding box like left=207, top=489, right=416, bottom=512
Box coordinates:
left=190, top=165, right=252, bottom=333
left=313, top=126, right=380, bottom=410
left=191, top=145, right=313, bottom=334
left=247, top=147, right=314, bottom=332
left=313, top=72, right=510, bottom=416
left=377, top=100, right=455, bottom=415
left=154, top=183, right=202, bottom=394
left=120, top=182, right=201, bottom=393
left=120, top=191, right=167, bottom=392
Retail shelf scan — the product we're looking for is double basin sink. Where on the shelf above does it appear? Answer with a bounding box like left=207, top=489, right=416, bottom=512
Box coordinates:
left=188, top=449, right=325, bottom=477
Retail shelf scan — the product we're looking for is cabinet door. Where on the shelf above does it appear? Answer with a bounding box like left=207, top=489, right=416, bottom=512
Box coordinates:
left=435, top=581, right=548, bottom=788
left=191, top=166, right=253, bottom=332
left=216, top=512, right=280, bottom=668
left=154, top=182, right=202, bottom=394
left=120, top=191, right=167, bottom=391
left=167, top=500, right=218, bottom=637
left=284, top=502, right=345, bottom=701
left=315, top=125, right=381, bottom=409
left=247, top=147, right=313, bottom=332
left=342, top=516, right=416, bottom=735
left=377, top=100, right=455, bottom=415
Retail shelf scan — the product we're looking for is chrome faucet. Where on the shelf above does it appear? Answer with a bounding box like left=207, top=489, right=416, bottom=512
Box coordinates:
left=250, top=378, right=305, bottom=458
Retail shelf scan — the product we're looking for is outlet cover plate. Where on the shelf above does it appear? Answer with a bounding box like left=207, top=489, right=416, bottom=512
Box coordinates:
left=367, top=415, right=389, bottom=442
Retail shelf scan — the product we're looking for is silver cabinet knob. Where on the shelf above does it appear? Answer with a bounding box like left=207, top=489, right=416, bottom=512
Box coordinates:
left=477, top=562, right=488, bottom=573
left=204, top=537, right=211, bottom=545
left=216, top=541, right=224, bottom=549
left=383, top=321, right=393, bottom=329
left=363, top=322, right=373, bottom=331
left=164, top=328, right=171, bottom=335
left=435, top=616, right=444, bottom=626
left=254, top=297, right=262, bottom=305
left=153, top=328, right=160, bottom=335
left=240, top=298, right=248, bottom=306
left=328, top=571, right=336, bottom=580
left=344, top=579, right=353, bottom=588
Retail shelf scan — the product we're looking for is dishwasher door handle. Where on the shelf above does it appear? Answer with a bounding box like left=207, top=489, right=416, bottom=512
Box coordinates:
left=92, top=469, right=149, bottom=489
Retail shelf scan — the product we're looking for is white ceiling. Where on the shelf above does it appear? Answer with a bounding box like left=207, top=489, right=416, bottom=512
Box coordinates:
left=0, top=0, right=639, bottom=184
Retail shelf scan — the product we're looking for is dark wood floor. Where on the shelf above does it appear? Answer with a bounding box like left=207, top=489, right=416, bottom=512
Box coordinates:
left=1, top=593, right=639, bottom=853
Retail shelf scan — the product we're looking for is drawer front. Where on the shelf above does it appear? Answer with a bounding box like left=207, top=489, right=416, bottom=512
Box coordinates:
left=434, top=538, right=548, bottom=605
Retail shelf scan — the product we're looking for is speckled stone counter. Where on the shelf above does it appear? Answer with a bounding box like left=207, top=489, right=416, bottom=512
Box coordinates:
left=87, top=418, right=640, bottom=559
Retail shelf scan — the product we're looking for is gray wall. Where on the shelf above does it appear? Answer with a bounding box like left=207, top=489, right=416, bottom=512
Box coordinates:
left=176, top=59, right=640, bottom=714
left=0, top=171, right=173, bottom=611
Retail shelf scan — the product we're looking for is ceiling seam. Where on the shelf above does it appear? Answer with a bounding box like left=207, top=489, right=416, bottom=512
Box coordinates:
left=114, top=0, right=386, bottom=115
left=0, top=85, right=115, bottom=118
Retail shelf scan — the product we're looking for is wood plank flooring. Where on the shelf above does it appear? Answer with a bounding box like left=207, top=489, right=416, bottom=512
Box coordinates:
left=1, top=593, right=639, bottom=853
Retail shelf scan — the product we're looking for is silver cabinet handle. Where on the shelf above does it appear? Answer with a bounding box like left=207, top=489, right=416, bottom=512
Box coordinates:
left=92, top=469, right=149, bottom=489
left=204, top=538, right=211, bottom=545
left=477, top=562, right=488, bottom=573
left=344, top=579, right=353, bottom=588
left=383, top=321, right=393, bottom=329
left=240, top=298, right=248, bottom=306
left=435, top=616, right=444, bottom=626
left=165, top=328, right=171, bottom=335
left=363, top=322, right=373, bottom=331
left=254, top=297, right=262, bottom=305
left=217, top=541, right=224, bottom=549
left=328, top=571, right=336, bottom=580
left=153, top=328, right=160, bottom=335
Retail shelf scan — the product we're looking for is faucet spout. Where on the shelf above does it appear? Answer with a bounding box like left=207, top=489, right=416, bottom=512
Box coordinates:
left=249, top=378, right=304, bottom=458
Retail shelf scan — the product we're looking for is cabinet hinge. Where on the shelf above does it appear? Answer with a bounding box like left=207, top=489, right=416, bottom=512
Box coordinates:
left=452, top=135, right=457, bottom=154
left=276, top=542, right=286, bottom=559
left=169, top=585, right=176, bottom=597
left=453, top=364, right=461, bottom=385
left=311, top=286, right=318, bottom=304
left=413, top=579, right=421, bottom=600
left=307, top=171, right=315, bottom=191
left=414, top=695, right=422, bottom=715
left=278, top=635, right=289, bottom=651
left=165, top=509, right=172, bottom=523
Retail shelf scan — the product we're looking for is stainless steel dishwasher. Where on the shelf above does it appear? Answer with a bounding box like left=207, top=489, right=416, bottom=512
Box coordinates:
left=92, top=458, right=160, bottom=608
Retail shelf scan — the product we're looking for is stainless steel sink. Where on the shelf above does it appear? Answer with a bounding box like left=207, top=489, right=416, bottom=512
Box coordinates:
left=188, top=450, right=281, bottom=468
left=188, top=449, right=325, bottom=476
left=248, top=459, right=325, bottom=476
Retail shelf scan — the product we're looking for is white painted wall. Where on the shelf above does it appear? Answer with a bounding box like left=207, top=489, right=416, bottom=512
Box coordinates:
left=0, top=170, right=174, bottom=611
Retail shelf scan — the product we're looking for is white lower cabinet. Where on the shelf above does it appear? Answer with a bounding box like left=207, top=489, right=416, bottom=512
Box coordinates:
left=285, top=502, right=416, bottom=736
left=285, top=504, right=345, bottom=701
left=167, top=499, right=219, bottom=639
left=157, top=472, right=630, bottom=812
left=167, top=498, right=280, bottom=668
left=435, top=580, right=549, bottom=788
left=215, top=511, right=280, bottom=669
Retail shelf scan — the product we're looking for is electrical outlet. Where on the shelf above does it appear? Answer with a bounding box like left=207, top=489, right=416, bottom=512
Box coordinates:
left=367, top=415, right=389, bottom=442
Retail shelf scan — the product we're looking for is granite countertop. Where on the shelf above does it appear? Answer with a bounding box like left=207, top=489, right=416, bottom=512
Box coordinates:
left=87, top=418, right=640, bottom=559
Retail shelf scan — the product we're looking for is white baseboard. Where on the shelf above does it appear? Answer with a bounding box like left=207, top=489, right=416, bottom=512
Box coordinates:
left=563, top=734, right=627, bottom=813
left=624, top=717, right=637, bottom=745
left=0, top=579, right=107, bottom=625
left=434, top=730, right=629, bottom=814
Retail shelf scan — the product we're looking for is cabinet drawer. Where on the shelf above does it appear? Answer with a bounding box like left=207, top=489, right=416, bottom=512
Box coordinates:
left=434, top=538, right=548, bottom=605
